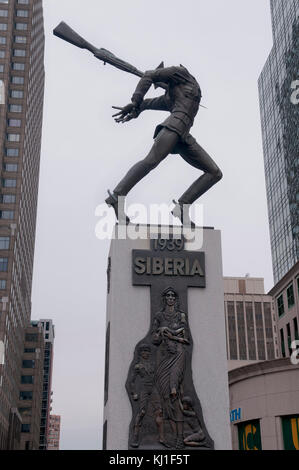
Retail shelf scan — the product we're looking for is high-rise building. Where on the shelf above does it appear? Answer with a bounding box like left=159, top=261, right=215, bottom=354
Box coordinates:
left=0, top=0, right=45, bottom=449
left=18, top=321, right=44, bottom=450
left=38, top=319, right=54, bottom=450
left=47, top=414, right=61, bottom=450
left=258, top=0, right=299, bottom=284
left=224, top=277, right=279, bottom=363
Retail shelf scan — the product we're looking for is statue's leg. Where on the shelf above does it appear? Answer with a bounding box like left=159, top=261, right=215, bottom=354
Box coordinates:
left=177, top=137, right=223, bottom=205
left=113, top=128, right=179, bottom=196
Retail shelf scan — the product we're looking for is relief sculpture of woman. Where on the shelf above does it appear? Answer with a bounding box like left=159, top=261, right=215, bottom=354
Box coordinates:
left=151, top=287, right=190, bottom=449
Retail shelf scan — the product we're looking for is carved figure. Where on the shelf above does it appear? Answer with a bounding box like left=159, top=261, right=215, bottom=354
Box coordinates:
left=129, top=343, right=166, bottom=448
left=151, top=287, right=190, bottom=449
left=180, top=396, right=209, bottom=447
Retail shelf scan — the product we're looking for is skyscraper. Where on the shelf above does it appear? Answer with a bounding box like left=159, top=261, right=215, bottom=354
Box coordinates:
left=0, top=0, right=45, bottom=449
left=258, top=0, right=299, bottom=284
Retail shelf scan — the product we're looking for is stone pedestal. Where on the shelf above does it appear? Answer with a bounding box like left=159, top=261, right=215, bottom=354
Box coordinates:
left=103, top=225, right=231, bottom=450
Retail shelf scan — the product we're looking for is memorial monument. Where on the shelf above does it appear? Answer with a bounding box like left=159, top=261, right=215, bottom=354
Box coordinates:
left=53, top=22, right=231, bottom=450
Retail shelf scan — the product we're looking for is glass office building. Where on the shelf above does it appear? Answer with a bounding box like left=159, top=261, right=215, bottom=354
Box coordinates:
left=258, top=0, right=299, bottom=284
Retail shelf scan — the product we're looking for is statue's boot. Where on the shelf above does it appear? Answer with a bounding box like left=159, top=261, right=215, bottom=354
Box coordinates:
left=175, top=436, right=185, bottom=450
left=105, top=190, right=130, bottom=225
left=130, top=428, right=140, bottom=448
left=171, top=200, right=195, bottom=229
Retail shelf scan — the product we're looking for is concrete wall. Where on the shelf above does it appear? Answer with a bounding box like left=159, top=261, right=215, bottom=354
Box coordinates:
left=229, top=358, right=299, bottom=450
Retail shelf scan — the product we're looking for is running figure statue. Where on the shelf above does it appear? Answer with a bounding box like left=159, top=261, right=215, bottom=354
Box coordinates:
left=107, top=64, right=223, bottom=226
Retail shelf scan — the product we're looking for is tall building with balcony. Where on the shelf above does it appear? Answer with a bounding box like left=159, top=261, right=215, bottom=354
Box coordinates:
left=18, top=321, right=44, bottom=450
left=0, top=0, right=45, bottom=449
left=38, top=319, right=54, bottom=450
left=258, top=0, right=299, bottom=284
left=47, top=414, right=61, bottom=450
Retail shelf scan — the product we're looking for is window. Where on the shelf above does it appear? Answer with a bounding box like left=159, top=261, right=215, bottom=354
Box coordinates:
left=9, top=104, right=22, bottom=112
left=25, top=333, right=38, bottom=342
left=19, top=408, right=32, bottom=417
left=280, top=328, right=286, bottom=357
left=7, top=134, right=20, bottom=142
left=18, top=0, right=29, bottom=4
left=11, top=76, right=24, bottom=84
left=22, top=360, right=35, bottom=368
left=8, top=119, right=21, bottom=127
left=282, top=415, right=299, bottom=450
left=294, top=318, right=299, bottom=341
left=10, top=90, right=23, bottom=98
left=0, top=64, right=4, bottom=73
left=16, top=10, right=28, bottom=17
left=0, top=24, right=7, bottom=31
left=12, top=62, right=25, bottom=71
left=0, top=10, right=8, bottom=17
left=287, top=284, right=295, bottom=308
left=0, top=237, right=9, bottom=250
left=14, top=35, right=26, bottom=43
left=0, top=211, right=14, bottom=220
left=6, top=148, right=19, bottom=157
left=20, top=390, right=33, bottom=400
left=238, top=420, right=262, bottom=450
left=0, top=36, right=6, bottom=44
left=4, top=163, right=18, bottom=171
left=15, top=23, right=27, bottom=30
left=21, top=375, right=34, bottom=384
left=21, top=424, right=31, bottom=433
left=24, top=348, right=35, bottom=353
left=0, top=280, right=6, bottom=289
left=0, top=258, right=8, bottom=271
left=2, top=195, right=16, bottom=203
left=13, top=49, right=25, bottom=57
left=0, top=50, right=5, bottom=58
left=2, top=178, right=17, bottom=187
left=277, top=294, right=284, bottom=317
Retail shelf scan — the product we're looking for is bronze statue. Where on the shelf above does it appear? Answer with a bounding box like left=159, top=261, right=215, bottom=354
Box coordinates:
left=53, top=22, right=223, bottom=226
left=109, top=65, right=222, bottom=226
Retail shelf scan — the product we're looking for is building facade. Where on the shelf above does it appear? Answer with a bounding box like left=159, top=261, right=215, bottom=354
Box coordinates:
left=0, top=0, right=45, bottom=448
left=258, top=0, right=299, bottom=284
left=38, top=319, right=54, bottom=450
left=268, top=261, right=299, bottom=359
left=47, top=414, right=61, bottom=450
left=229, top=358, right=299, bottom=450
left=224, top=277, right=278, bottom=362
left=18, top=322, right=44, bottom=450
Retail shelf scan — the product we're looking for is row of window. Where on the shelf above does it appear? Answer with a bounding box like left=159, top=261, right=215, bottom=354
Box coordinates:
left=0, top=9, right=29, bottom=17
left=0, top=22, right=28, bottom=31
left=0, top=50, right=26, bottom=58
left=0, top=35, right=26, bottom=44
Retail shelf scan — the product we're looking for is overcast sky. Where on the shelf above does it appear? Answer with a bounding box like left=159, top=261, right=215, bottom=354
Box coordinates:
left=31, top=0, right=274, bottom=449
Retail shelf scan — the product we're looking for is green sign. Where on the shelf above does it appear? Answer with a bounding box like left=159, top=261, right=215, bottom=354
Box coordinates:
left=238, top=420, right=262, bottom=450
left=282, top=415, right=299, bottom=450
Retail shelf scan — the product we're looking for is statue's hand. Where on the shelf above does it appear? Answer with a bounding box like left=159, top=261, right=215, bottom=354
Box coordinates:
left=112, top=103, right=139, bottom=123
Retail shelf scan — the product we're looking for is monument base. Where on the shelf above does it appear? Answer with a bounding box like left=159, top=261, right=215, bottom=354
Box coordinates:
left=103, top=225, right=231, bottom=450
